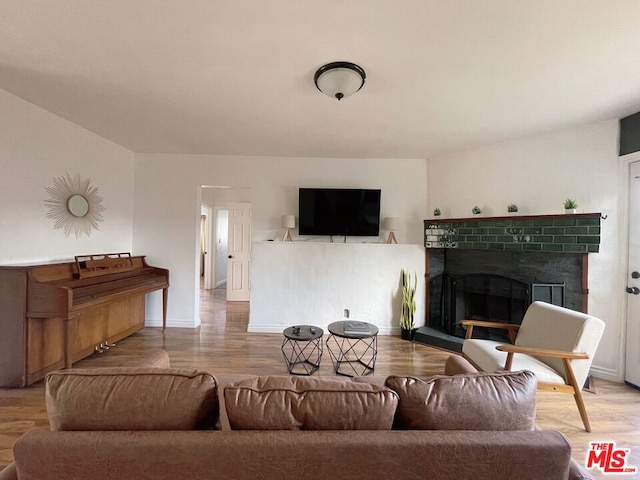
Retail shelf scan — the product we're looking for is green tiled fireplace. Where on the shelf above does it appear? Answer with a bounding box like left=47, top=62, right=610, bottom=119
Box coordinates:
left=424, top=213, right=601, bottom=253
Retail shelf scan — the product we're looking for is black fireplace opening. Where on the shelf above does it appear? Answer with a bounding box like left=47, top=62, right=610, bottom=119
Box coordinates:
left=429, top=272, right=564, bottom=343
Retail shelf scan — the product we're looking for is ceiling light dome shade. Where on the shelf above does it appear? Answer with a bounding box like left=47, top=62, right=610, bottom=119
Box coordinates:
left=314, top=62, right=366, bottom=100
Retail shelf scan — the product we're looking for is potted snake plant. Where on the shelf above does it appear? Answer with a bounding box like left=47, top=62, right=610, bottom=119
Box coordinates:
left=400, top=269, right=417, bottom=340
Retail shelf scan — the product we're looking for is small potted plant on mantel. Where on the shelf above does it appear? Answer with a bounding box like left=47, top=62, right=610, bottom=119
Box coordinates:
left=507, top=203, right=518, bottom=215
left=471, top=205, right=482, bottom=215
left=564, top=199, right=578, bottom=214
left=400, top=269, right=417, bottom=340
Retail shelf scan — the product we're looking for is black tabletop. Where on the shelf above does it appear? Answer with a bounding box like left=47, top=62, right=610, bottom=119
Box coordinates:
left=283, top=325, right=324, bottom=341
left=327, top=321, right=379, bottom=338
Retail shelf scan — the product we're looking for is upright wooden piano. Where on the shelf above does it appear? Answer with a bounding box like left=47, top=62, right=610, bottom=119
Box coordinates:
left=0, top=253, right=168, bottom=387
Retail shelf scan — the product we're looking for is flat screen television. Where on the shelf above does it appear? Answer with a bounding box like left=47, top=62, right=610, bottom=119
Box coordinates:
left=298, top=188, right=381, bottom=236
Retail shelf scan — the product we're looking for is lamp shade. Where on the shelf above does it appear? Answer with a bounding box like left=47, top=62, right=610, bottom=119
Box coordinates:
left=281, top=214, right=296, bottom=229
left=382, top=217, right=399, bottom=231
left=314, top=62, right=366, bottom=100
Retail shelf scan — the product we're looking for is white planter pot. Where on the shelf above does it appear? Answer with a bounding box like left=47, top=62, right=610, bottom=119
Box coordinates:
left=565, top=208, right=577, bottom=214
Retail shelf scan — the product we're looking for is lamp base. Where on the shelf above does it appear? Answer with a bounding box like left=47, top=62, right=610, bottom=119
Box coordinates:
left=386, top=232, right=397, bottom=244
left=283, top=229, right=292, bottom=242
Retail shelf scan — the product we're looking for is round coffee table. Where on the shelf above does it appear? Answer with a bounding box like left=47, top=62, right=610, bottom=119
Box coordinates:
left=281, top=325, right=324, bottom=375
left=326, top=321, right=378, bottom=377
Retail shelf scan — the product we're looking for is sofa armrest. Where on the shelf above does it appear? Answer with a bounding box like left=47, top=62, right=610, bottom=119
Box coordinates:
left=444, top=355, right=479, bottom=375
left=0, top=462, right=18, bottom=480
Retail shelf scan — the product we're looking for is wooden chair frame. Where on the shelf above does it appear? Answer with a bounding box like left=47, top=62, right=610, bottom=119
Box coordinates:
left=461, top=320, right=593, bottom=432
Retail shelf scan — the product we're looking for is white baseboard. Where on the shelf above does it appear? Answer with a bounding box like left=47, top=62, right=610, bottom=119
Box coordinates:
left=247, top=323, right=399, bottom=335
left=145, top=318, right=198, bottom=328
left=589, top=365, right=623, bottom=383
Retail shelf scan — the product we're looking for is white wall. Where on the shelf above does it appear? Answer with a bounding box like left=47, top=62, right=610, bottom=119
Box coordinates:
left=133, top=154, right=428, bottom=328
left=427, top=119, right=623, bottom=380
left=0, top=89, right=135, bottom=264
left=250, top=243, right=425, bottom=333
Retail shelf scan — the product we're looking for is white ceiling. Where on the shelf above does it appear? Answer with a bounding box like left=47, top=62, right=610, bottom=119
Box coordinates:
left=2, top=1, right=640, bottom=159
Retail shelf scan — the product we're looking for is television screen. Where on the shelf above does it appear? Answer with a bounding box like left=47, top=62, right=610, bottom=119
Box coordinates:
left=298, top=188, right=381, bottom=236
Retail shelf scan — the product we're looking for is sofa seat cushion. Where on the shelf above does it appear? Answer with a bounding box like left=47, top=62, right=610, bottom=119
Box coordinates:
left=463, top=339, right=565, bottom=383
left=46, top=368, right=218, bottom=431
left=224, top=375, right=398, bottom=430
left=385, top=370, right=537, bottom=431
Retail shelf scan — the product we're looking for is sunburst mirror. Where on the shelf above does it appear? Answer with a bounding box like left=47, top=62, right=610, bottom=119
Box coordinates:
left=44, top=173, right=105, bottom=238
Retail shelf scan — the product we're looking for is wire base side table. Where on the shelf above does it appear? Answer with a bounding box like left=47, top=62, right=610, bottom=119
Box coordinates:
left=281, top=325, right=324, bottom=375
left=326, top=321, right=378, bottom=377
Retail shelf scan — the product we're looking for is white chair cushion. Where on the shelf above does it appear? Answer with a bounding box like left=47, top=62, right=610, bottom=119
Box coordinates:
left=515, top=302, right=605, bottom=386
left=462, top=339, right=565, bottom=384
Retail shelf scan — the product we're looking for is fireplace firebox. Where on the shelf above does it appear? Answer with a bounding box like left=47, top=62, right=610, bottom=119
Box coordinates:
left=434, top=273, right=564, bottom=342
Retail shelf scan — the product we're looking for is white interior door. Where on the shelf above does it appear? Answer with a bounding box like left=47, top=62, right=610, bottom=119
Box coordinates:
left=226, top=203, right=251, bottom=301
left=626, top=160, right=640, bottom=387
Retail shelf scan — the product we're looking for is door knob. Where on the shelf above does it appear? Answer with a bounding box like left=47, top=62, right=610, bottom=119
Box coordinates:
left=632, top=271, right=640, bottom=279
left=228, top=255, right=233, bottom=259
left=626, top=286, right=640, bottom=295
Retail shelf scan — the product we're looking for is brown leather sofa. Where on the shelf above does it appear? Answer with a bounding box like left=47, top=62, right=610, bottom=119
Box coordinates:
left=0, top=354, right=593, bottom=480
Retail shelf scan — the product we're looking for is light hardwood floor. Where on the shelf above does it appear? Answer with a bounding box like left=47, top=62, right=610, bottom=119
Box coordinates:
left=0, top=287, right=639, bottom=479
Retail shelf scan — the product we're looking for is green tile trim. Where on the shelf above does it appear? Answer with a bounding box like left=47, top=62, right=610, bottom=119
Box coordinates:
left=577, top=236, right=600, bottom=244
left=565, top=226, right=588, bottom=234
left=513, top=220, right=534, bottom=227
left=563, top=244, right=587, bottom=253
left=554, top=236, right=577, bottom=244
left=533, top=235, right=554, bottom=243
left=576, top=218, right=600, bottom=226
left=424, top=214, right=601, bottom=253
left=553, top=218, right=576, bottom=226
left=534, top=219, right=554, bottom=226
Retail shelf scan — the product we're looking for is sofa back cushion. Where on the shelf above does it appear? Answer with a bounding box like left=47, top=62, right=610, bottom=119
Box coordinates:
left=224, top=375, right=398, bottom=430
left=46, top=368, right=218, bottom=431
left=385, top=370, right=536, bottom=431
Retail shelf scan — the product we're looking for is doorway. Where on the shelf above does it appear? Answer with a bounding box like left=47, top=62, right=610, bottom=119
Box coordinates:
left=199, top=187, right=252, bottom=305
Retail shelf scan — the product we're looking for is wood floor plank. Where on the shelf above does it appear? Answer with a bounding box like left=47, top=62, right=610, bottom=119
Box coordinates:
left=0, top=287, right=638, bottom=479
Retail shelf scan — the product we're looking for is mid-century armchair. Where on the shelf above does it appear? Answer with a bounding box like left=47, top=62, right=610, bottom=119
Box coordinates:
left=461, top=301, right=605, bottom=432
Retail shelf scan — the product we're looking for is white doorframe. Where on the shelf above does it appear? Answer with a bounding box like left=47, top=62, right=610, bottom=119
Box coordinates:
left=618, top=151, right=640, bottom=384
left=202, top=205, right=214, bottom=290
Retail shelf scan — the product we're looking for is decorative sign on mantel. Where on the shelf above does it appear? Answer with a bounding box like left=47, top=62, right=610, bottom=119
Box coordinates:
left=424, top=213, right=602, bottom=253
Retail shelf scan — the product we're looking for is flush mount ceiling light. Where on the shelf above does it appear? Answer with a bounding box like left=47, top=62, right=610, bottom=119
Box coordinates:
left=314, top=61, right=366, bottom=100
